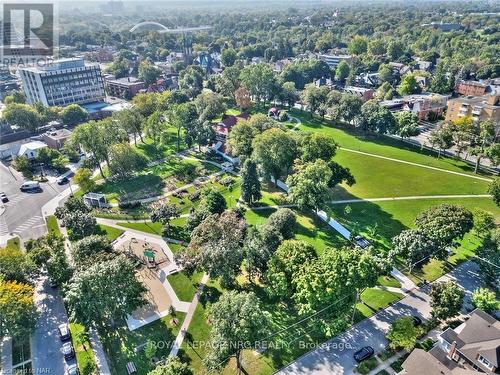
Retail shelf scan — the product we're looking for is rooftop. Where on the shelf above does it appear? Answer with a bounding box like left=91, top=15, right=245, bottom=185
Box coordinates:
left=106, top=76, right=145, bottom=86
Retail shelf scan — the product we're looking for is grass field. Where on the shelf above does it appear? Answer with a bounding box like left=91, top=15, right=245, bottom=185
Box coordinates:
left=45, top=215, right=61, bottom=236
left=167, top=271, right=204, bottom=302
left=97, top=224, right=124, bottom=241
left=102, top=314, right=185, bottom=375
left=69, top=323, right=96, bottom=374
left=5, top=237, right=20, bottom=251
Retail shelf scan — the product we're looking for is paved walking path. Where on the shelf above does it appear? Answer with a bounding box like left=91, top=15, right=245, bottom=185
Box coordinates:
left=89, top=329, right=111, bottom=375
left=169, top=273, right=210, bottom=357
left=339, top=147, right=492, bottom=182
left=330, top=194, right=491, bottom=204
left=390, top=267, right=418, bottom=292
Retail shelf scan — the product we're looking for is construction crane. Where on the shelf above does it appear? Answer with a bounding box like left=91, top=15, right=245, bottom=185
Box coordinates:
left=129, top=22, right=213, bottom=64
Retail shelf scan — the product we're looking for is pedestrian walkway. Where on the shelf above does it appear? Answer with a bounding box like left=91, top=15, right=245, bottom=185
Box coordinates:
left=169, top=273, right=209, bottom=357
left=89, top=329, right=111, bottom=375
left=390, top=267, right=417, bottom=292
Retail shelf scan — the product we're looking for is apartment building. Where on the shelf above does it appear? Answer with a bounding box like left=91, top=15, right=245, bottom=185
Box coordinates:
left=456, top=81, right=488, bottom=97
left=445, top=94, right=500, bottom=125
left=19, top=58, right=105, bottom=107
left=318, top=54, right=353, bottom=68
left=105, top=76, right=145, bottom=99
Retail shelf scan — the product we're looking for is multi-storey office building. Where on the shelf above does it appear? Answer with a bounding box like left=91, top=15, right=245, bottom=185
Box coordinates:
left=19, top=58, right=105, bottom=107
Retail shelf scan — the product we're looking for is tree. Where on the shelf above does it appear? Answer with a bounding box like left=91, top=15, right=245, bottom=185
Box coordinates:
left=473, top=209, right=496, bottom=237
left=430, top=281, right=464, bottom=321
left=293, top=247, right=382, bottom=315
left=194, top=121, right=216, bottom=151
left=113, top=108, right=144, bottom=145
left=204, top=291, right=267, bottom=372
left=61, top=104, right=88, bottom=126
left=150, top=203, right=179, bottom=233
left=216, top=66, right=241, bottom=99
left=266, top=208, right=297, bottom=240
left=394, top=111, right=419, bottom=140
left=391, top=229, right=439, bottom=271
left=335, top=61, right=350, bottom=84
left=386, top=317, right=420, bottom=351
left=72, top=235, right=113, bottom=265
left=132, top=93, right=159, bottom=117
left=62, top=212, right=97, bottom=241
left=299, top=132, right=338, bottom=163
left=428, top=62, right=452, bottom=94
left=12, top=155, right=33, bottom=179
left=178, top=65, right=204, bottom=98
left=244, top=225, right=282, bottom=280
left=166, top=103, right=198, bottom=151
left=186, top=188, right=228, bottom=231
left=348, top=35, right=368, bottom=55
left=240, top=159, right=261, bottom=205
left=469, top=120, right=497, bottom=173
left=54, top=196, right=90, bottom=220
left=286, top=159, right=332, bottom=212
left=397, top=74, right=421, bottom=96
left=488, top=178, right=500, bottom=207
left=329, top=93, right=363, bottom=125
left=239, top=63, right=275, bottom=103
left=300, top=83, right=329, bottom=117
left=360, top=100, right=396, bottom=134
left=0, top=279, right=37, bottom=338
left=476, top=229, right=500, bottom=286
left=416, top=204, right=473, bottom=251
left=194, top=91, right=226, bottom=123
left=265, top=240, right=317, bottom=300
left=368, top=39, right=386, bottom=56
left=471, top=288, right=498, bottom=313
left=234, top=86, right=252, bottom=110
left=429, top=124, right=454, bottom=158
left=4, top=91, right=26, bottom=104
left=279, top=81, right=300, bottom=108
left=252, top=128, right=298, bottom=181
left=0, top=246, right=37, bottom=283
left=3, top=103, right=43, bottom=131
left=227, top=120, right=259, bottom=159
left=179, top=210, right=246, bottom=287
left=378, top=64, right=394, bottom=84
left=74, top=168, right=95, bottom=193
left=138, top=61, right=162, bottom=85
left=221, top=48, right=238, bottom=67
left=108, top=143, right=148, bottom=178
left=148, top=357, right=192, bottom=375
left=64, top=255, right=146, bottom=329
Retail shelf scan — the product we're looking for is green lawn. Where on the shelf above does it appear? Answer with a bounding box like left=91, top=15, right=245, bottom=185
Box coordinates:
left=69, top=323, right=97, bottom=374
left=293, top=109, right=486, bottom=177
left=97, top=224, right=124, bottom=241
left=5, top=237, right=20, bottom=251
left=167, top=271, right=204, bottom=302
left=355, top=288, right=403, bottom=320
left=102, top=314, right=185, bottom=375
left=117, top=221, right=163, bottom=236
left=331, top=149, right=489, bottom=200
left=377, top=275, right=401, bottom=288
left=45, top=215, right=61, bottom=236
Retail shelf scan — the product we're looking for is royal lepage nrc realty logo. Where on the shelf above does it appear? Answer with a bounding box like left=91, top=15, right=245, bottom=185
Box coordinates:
left=1, top=1, right=57, bottom=61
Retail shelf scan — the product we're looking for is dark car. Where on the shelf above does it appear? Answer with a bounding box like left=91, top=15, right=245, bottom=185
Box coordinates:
left=354, top=346, right=374, bottom=362
left=67, top=364, right=80, bottom=375
left=62, top=342, right=75, bottom=360
left=58, top=323, right=71, bottom=341
left=411, top=315, right=423, bottom=326
left=57, top=176, right=69, bottom=185
left=0, top=193, right=8, bottom=203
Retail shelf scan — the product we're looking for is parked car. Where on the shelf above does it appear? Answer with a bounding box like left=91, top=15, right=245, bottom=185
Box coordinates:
left=20, top=181, right=41, bottom=192
left=411, top=315, right=423, bottom=326
left=67, top=364, right=79, bottom=375
left=61, top=342, right=75, bottom=360
left=0, top=192, right=8, bottom=203
left=57, top=176, right=69, bottom=185
left=48, top=277, right=58, bottom=288
left=58, top=323, right=71, bottom=341
left=354, top=346, right=374, bottom=362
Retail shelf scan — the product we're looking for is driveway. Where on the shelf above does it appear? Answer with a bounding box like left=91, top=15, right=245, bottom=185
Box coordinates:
left=276, top=261, right=482, bottom=375
left=31, top=275, right=75, bottom=375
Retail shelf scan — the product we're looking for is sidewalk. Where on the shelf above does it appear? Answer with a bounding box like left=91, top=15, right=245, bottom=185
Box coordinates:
left=89, top=329, right=111, bottom=375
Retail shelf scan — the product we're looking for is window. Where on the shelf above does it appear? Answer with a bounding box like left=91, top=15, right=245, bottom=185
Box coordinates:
left=478, top=355, right=493, bottom=370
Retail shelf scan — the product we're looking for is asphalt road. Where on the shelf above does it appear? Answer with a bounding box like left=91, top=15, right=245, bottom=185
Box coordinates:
left=276, top=261, right=482, bottom=375
left=31, top=275, right=75, bottom=375
left=0, top=162, right=65, bottom=241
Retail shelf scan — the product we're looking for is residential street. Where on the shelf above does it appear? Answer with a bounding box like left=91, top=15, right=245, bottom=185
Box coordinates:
left=31, top=275, right=75, bottom=375
left=276, top=261, right=482, bottom=375
left=0, top=162, right=66, bottom=242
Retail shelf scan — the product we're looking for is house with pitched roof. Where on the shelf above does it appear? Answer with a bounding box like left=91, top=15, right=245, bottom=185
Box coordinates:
left=400, top=309, right=500, bottom=375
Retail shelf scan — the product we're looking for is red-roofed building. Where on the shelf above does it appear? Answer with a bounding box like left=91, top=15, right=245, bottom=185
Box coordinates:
left=214, top=113, right=250, bottom=139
